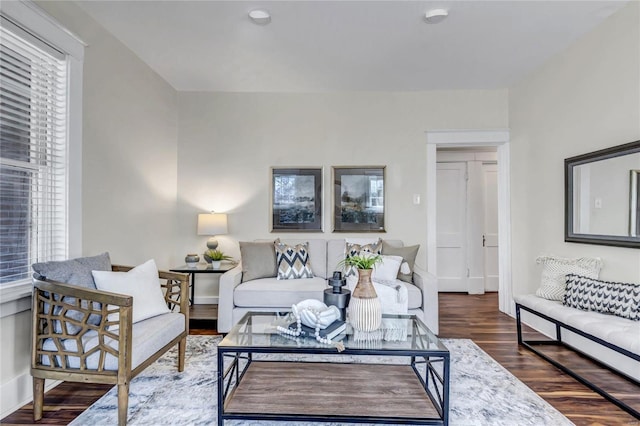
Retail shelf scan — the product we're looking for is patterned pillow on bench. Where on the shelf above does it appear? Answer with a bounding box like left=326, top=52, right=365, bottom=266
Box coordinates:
left=563, top=274, right=640, bottom=321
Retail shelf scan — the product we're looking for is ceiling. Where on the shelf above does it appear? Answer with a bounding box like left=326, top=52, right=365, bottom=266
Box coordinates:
left=75, top=1, right=629, bottom=92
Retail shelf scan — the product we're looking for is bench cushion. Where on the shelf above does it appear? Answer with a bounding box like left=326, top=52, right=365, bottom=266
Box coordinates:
left=515, top=294, right=640, bottom=356
left=41, top=312, right=185, bottom=370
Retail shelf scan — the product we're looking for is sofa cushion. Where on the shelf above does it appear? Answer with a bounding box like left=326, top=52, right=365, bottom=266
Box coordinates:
left=564, top=274, right=640, bottom=321
left=344, top=239, right=382, bottom=276
left=93, top=259, right=170, bottom=325
left=234, top=277, right=327, bottom=307
left=372, top=255, right=403, bottom=282
left=275, top=240, right=314, bottom=280
left=535, top=255, right=602, bottom=301
left=32, top=252, right=111, bottom=335
left=240, top=241, right=277, bottom=282
left=41, top=312, right=185, bottom=370
left=382, top=241, right=419, bottom=283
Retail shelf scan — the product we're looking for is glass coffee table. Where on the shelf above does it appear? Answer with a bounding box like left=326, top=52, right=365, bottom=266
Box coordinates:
left=217, top=312, right=449, bottom=425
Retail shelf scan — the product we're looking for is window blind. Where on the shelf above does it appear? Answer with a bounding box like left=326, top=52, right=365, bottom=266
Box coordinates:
left=0, top=18, right=68, bottom=285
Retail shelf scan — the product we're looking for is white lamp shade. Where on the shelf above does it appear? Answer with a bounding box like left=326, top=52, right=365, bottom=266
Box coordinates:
left=197, top=213, right=228, bottom=235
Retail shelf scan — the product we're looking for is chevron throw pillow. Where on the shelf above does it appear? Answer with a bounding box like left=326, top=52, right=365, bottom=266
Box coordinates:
left=535, top=255, right=602, bottom=301
left=275, top=241, right=314, bottom=280
left=344, top=239, right=382, bottom=277
left=563, top=274, right=640, bottom=321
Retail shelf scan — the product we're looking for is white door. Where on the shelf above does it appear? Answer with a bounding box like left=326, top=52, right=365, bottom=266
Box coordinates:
left=436, top=162, right=468, bottom=292
left=482, top=163, right=499, bottom=291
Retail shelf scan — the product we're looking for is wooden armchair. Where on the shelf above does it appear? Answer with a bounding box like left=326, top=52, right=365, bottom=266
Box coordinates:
left=31, top=265, right=189, bottom=426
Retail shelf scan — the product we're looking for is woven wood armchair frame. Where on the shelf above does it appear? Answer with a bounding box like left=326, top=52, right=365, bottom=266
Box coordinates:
left=31, top=265, right=189, bottom=426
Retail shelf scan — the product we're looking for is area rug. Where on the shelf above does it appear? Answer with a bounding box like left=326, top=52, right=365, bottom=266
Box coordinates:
left=70, top=336, right=573, bottom=426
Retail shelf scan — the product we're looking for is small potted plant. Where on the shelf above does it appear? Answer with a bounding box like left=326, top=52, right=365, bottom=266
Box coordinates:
left=204, top=249, right=233, bottom=269
left=340, top=253, right=383, bottom=271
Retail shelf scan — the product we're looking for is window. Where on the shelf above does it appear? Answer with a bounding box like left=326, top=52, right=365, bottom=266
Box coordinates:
left=0, top=14, right=70, bottom=288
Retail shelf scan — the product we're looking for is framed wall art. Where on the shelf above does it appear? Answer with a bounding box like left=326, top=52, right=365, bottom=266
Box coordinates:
left=271, top=167, right=323, bottom=232
left=333, top=166, right=385, bottom=232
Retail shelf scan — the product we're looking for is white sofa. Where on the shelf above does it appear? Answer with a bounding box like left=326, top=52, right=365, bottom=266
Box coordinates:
left=218, top=239, right=438, bottom=334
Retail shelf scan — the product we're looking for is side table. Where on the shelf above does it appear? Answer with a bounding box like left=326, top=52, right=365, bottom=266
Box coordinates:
left=324, top=288, right=351, bottom=321
left=170, top=263, right=236, bottom=307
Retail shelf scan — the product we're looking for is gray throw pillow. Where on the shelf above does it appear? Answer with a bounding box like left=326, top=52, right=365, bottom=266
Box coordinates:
left=32, top=252, right=112, bottom=334
left=381, top=242, right=419, bottom=283
left=32, top=252, right=112, bottom=289
left=239, top=241, right=277, bottom=282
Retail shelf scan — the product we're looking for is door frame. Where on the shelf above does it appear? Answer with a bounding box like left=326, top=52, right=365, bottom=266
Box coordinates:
left=426, top=129, right=513, bottom=316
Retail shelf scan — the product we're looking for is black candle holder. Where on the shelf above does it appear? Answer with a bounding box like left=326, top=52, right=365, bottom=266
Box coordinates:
left=327, top=271, right=346, bottom=293
left=324, top=271, right=350, bottom=321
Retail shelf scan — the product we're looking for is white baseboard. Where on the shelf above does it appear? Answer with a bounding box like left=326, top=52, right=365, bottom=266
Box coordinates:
left=0, top=373, right=60, bottom=419
left=467, top=277, right=485, bottom=294
left=193, top=296, right=219, bottom=305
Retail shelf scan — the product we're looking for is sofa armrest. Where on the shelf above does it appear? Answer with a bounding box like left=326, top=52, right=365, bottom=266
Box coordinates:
left=218, top=264, right=243, bottom=333
left=412, top=266, right=439, bottom=335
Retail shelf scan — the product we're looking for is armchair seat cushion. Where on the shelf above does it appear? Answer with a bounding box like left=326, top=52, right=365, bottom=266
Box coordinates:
left=234, top=277, right=327, bottom=307
left=41, top=312, right=185, bottom=370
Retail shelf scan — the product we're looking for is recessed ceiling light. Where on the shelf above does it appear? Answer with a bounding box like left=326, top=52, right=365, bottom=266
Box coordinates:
left=424, top=9, right=448, bottom=24
left=249, top=9, right=271, bottom=25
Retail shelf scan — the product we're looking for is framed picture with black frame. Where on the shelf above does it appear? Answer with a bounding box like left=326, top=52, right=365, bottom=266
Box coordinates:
left=271, top=167, right=323, bottom=232
left=631, top=169, right=640, bottom=238
left=332, top=166, right=385, bottom=232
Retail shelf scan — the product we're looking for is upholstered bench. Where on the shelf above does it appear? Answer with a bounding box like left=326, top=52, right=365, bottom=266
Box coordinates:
left=30, top=255, right=189, bottom=426
left=515, top=279, right=640, bottom=419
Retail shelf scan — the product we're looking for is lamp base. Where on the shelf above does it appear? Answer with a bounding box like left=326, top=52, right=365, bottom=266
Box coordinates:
left=206, top=237, right=219, bottom=250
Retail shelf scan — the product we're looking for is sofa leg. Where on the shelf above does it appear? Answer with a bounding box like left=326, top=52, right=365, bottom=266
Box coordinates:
left=33, top=377, right=45, bottom=421
left=117, top=382, right=129, bottom=426
left=178, top=336, right=186, bottom=372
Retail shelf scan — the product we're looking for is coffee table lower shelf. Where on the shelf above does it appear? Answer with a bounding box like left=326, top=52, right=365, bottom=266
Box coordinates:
left=222, top=361, right=441, bottom=424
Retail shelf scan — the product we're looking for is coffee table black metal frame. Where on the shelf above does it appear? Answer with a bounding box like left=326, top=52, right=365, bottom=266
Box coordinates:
left=217, top=312, right=450, bottom=425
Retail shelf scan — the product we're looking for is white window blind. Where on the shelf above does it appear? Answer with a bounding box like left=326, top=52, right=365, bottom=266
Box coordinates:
left=0, top=16, right=69, bottom=286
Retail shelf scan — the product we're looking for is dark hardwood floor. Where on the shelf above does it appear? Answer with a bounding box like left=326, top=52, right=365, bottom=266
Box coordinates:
left=3, top=293, right=639, bottom=425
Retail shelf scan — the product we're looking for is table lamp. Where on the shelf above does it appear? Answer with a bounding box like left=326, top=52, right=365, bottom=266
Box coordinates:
left=197, top=212, right=228, bottom=250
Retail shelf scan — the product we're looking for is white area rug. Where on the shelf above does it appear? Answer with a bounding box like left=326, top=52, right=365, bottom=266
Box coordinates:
left=70, top=336, right=573, bottom=426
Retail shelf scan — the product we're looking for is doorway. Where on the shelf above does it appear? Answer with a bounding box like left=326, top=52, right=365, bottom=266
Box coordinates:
left=436, top=148, right=498, bottom=294
left=426, top=130, right=513, bottom=316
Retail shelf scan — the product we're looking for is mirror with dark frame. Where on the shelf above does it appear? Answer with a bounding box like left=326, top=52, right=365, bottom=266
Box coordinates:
left=565, top=140, right=640, bottom=248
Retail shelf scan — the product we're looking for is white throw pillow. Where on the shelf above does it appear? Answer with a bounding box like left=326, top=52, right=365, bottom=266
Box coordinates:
left=92, top=259, right=170, bottom=325
left=535, top=255, right=602, bottom=301
left=372, top=255, right=404, bottom=282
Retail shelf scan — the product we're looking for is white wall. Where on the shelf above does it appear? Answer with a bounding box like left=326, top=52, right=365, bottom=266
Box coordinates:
left=0, top=1, right=179, bottom=417
left=176, top=91, right=508, bottom=300
left=509, top=1, right=640, bottom=297
left=35, top=1, right=180, bottom=270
